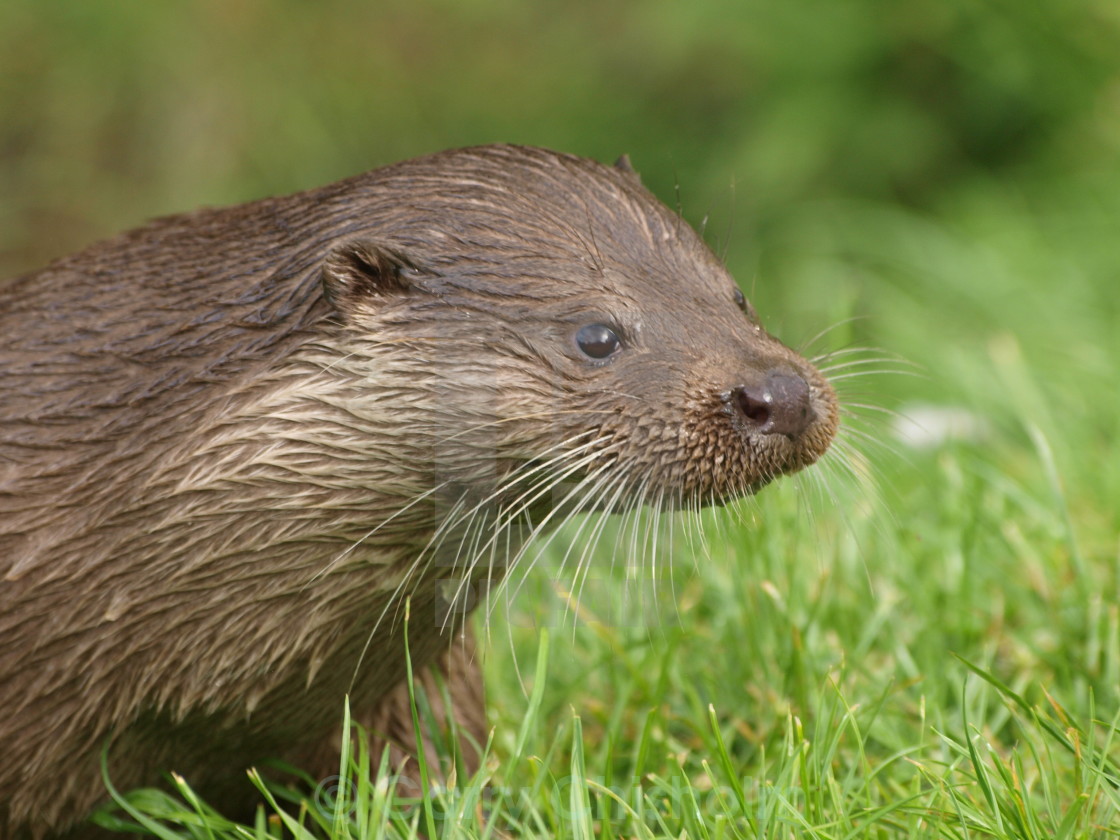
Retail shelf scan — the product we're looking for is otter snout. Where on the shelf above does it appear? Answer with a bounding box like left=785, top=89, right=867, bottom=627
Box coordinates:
left=732, top=371, right=814, bottom=439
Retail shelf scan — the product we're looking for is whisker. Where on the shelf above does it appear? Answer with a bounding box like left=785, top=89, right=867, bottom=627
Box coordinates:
left=796, top=316, right=870, bottom=355
left=307, top=480, right=452, bottom=586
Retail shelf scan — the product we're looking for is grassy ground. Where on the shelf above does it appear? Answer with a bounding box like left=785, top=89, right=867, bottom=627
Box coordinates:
left=94, top=177, right=1120, bottom=837
left=3, top=2, right=1118, bottom=837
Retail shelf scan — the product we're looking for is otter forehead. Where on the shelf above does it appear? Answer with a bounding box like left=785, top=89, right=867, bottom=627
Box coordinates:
left=355, top=145, right=739, bottom=309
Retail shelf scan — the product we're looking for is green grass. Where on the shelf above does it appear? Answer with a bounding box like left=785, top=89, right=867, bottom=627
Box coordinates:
left=90, top=156, right=1120, bottom=837
left=97, top=383, right=1120, bottom=839
left=4, top=2, right=1119, bottom=837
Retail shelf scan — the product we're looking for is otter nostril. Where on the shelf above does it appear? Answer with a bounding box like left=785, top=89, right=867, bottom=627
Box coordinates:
left=736, top=389, right=771, bottom=426
left=733, top=372, right=814, bottom=439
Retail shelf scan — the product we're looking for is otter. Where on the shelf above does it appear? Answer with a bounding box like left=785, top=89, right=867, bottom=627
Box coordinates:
left=0, top=145, right=838, bottom=838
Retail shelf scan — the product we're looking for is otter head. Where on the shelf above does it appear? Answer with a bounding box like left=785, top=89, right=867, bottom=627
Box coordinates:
left=317, top=146, right=837, bottom=528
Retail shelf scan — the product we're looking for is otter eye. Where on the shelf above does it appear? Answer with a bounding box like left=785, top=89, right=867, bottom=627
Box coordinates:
left=575, top=323, right=622, bottom=360
left=733, top=288, right=759, bottom=322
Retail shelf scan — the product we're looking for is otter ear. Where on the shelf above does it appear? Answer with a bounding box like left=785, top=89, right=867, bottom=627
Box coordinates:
left=614, top=154, right=641, bottom=183
left=321, top=240, right=420, bottom=314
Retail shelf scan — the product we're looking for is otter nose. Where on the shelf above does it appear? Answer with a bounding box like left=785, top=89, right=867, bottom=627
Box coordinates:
left=733, top=372, right=814, bottom=439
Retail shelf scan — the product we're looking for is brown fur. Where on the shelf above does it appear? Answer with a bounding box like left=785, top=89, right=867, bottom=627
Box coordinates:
left=0, top=145, right=838, bottom=837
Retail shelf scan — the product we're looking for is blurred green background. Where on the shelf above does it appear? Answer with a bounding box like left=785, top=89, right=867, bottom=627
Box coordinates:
left=3, top=0, right=1118, bottom=516
left=3, top=0, right=1119, bottom=571
left=4, top=2, right=1120, bottom=833
left=2, top=0, right=1118, bottom=620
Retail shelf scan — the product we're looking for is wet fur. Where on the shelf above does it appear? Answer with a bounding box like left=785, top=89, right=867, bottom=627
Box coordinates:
left=0, top=145, right=837, bottom=837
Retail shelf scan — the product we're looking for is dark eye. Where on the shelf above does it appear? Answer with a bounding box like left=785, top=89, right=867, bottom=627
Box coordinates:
left=575, top=323, right=622, bottom=360
left=733, top=288, right=759, bottom=322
